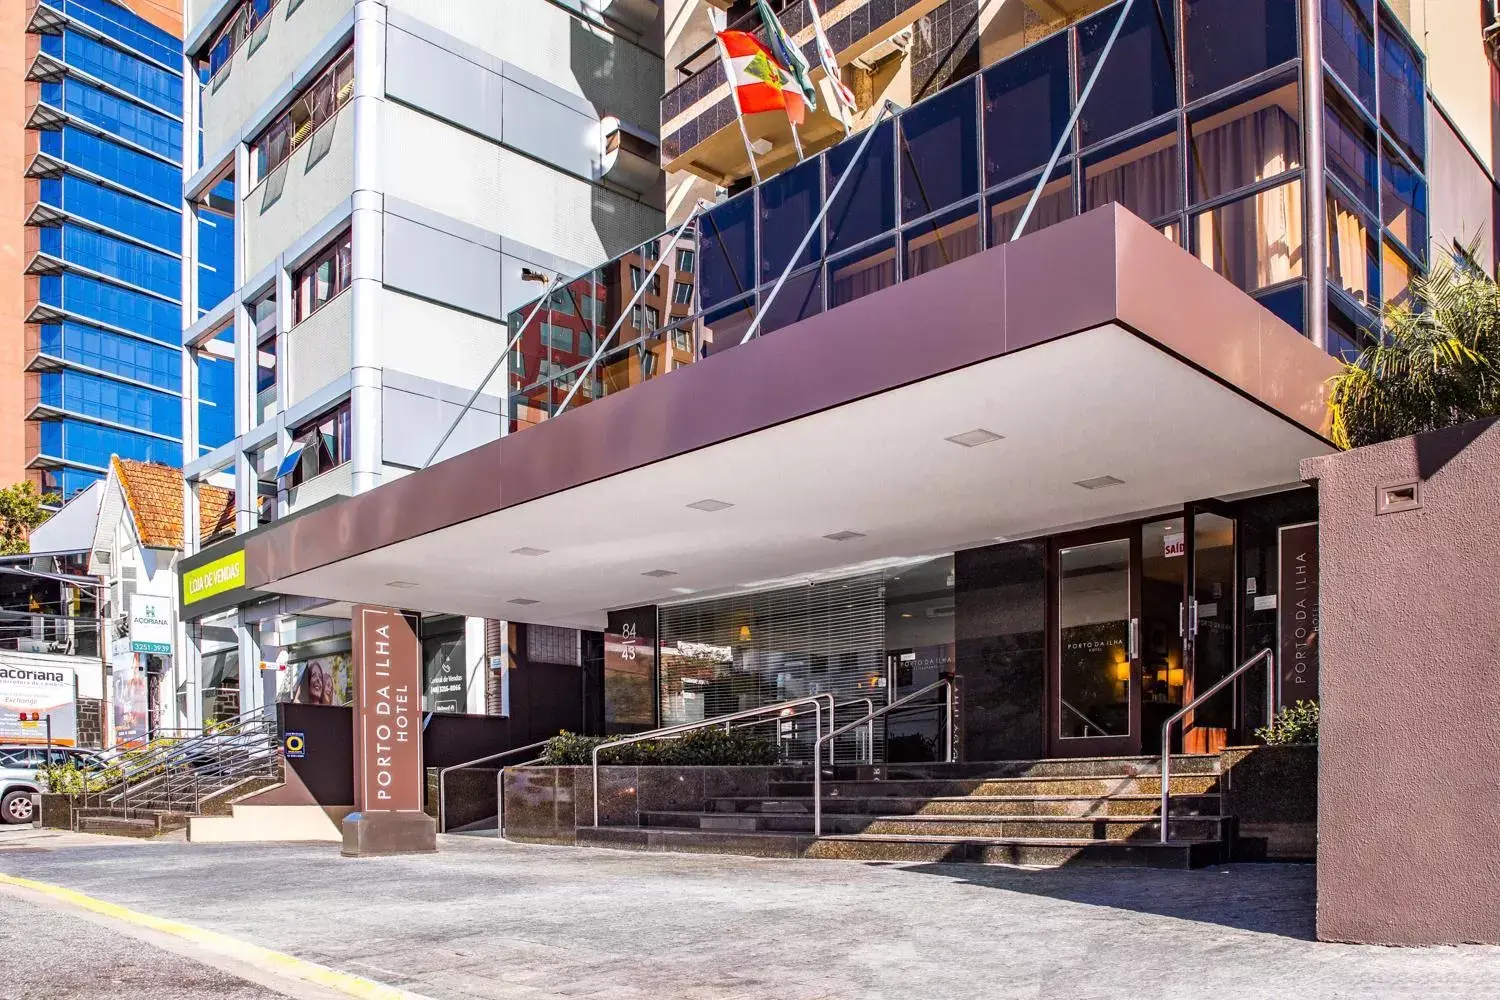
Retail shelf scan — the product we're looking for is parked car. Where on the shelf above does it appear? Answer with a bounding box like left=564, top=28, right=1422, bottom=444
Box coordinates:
left=0, top=745, right=103, bottom=824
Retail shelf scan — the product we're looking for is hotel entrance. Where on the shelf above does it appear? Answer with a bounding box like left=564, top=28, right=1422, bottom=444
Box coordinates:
left=1049, top=506, right=1238, bottom=758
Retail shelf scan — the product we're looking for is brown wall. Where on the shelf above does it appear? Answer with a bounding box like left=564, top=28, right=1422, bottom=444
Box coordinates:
left=1302, top=418, right=1500, bottom=946
left=1, top=1, right=27, bottom=490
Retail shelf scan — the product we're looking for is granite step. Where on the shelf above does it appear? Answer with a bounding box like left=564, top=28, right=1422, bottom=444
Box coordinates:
left=838, top=755, right=1221, bottom=781
left=703, top=792, right=1221, bottom=818
left=772, top=773, right=1220, bottom=799
left=804, top=833, right=1223, bottom=868
left=577, top=824, right=814, bottom=859
left=642, top=810, right=1226, bottom=841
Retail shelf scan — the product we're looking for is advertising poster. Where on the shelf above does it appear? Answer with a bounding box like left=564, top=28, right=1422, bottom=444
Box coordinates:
left=424, top=638, right=466, bottom=714
left=0, top=661, right=77, bottom=745
left=285, top=653, right=353, bottom=706
left=129, top=593, right=174, bottom=654
left=111, top=643, right=150, bottom=744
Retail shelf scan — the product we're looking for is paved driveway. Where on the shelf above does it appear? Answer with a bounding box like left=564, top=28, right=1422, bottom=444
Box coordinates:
left=1, top=829, right=1497, bottom=999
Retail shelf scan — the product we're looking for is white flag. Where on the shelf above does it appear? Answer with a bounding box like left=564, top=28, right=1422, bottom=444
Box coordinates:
left=806, top=0, right=856, bottom=128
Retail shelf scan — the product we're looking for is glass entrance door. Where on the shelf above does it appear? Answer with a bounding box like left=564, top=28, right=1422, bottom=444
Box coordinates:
left=1052, top=532, right=1139, bottom=757
left=1182, top=507, right=1238, bottom=753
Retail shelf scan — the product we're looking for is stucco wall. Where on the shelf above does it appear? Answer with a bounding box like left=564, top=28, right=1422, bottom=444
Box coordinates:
left=1302, top=418, right=1500, bottom=946
left=286, top=287, right=351, bottom=406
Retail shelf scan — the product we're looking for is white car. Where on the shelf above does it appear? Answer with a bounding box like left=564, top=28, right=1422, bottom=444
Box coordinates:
left=0, top=745, right=101, bottom=824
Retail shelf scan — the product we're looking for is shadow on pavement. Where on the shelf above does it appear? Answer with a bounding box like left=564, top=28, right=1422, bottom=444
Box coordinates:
left=883, top=861, right=1318, bottom=941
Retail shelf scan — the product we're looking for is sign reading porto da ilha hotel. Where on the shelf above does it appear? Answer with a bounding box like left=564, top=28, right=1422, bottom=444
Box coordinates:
left=342, top=605, right=436, bottom=855
left=1277, top=524, right=1320, bottom=704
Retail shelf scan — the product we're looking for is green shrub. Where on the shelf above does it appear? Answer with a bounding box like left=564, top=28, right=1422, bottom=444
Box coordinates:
left=1256, top=700, right=1319, bottom=746
left=540, top=727, right=781, bottom=766
left=37, top=760, right=121, bottom=798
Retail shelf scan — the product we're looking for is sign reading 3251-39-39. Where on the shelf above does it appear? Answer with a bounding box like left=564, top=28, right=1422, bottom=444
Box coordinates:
left=129, top=593, right=174, bottom=654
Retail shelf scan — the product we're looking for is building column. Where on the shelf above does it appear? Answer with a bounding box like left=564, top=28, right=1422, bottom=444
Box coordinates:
left=1301, top=0, right=1328, bottom=352
left=484, top=619, right=509, bottom=716
left=349, top=1, right=386, bottom=494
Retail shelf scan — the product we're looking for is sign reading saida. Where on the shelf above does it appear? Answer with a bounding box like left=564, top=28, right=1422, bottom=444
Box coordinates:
left=183, top=549, right=246, bottom=607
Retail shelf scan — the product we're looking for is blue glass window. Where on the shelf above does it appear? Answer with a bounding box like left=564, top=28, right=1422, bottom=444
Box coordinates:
left=53, top=127, right=179, bottom=205
left=904, top=203, right=981, bottom=279
left=61, top=79, right=182, bottom=161
left=1188, top=80, right=1301, bottom=204
left=899, top=78, right=979, bottom=223
left=39, top=465, right=106, bottom=501
left=198, top=355, right=236, bottom=449
left=1378, top=15, right=1424, bottom=163
left=58, top=224, right=179, bottom=298
left=38, top=369, right=181, bottom=437
left=1084, top=121, right=1181, bottom=222
left=1326, top=187, right=1379, bottom=311
left=1381, top=146, right=1426, bottom=261
left=63, top=30, right=182, bottom=116
left=1325, top=93, right=1378, bottom=211
left=1077, top=0, right=1179, bottom=145
left=36, top=322, right=182, bottom=391
left=1183, top=0, right=1298, bottom=101
left=198, top=213, right=235, bottom=313
left=41, top=272, right=181, bottom=343
left=1324, top=0, right=1375, bottom=112
left=984, top=33, right=1071, bottom=187
left=759, top=158, right=822, bottom=282
left=52, top=174, right=180, bottom=252
left=757, top=268, right=822, bottom=335
left=825, top=119, right=895, bottom=254
left=699, top=193, right=757, bottom=310
left=1254, top=282, right=1306, bottom=335
left=38, top=417, right=181, bottom=471
left=56, top=0, right=180, bottom=69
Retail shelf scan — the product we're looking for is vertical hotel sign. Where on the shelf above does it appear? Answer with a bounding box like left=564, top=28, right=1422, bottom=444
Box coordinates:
left=352, top=606, right=422, bottom=812
left=1277, top=523, right=1319, bottom=705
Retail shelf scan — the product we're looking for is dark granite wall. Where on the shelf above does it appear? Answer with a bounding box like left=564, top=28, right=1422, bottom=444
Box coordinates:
left=911, top=0, right=981, bottom=101
left=954, top=540, right=1047, bottom=760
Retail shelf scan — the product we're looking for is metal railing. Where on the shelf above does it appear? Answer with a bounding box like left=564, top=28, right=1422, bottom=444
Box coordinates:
left=812, top=678, right=956, bottom=837
left=1159, top=648, right=1275, bottom=844
left=81, top=706, right=280, bottom=816
left=436, top=740, right=552, bottom=834
left=591, top=694, right=835, bottom=827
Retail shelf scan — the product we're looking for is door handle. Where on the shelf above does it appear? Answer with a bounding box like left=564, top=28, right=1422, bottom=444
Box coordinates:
left=1128, top=618, right=1140, bottom=659
left=1178, top=603, right=1186, bottom=638
left=1189, top=601, right=1200, bottom=637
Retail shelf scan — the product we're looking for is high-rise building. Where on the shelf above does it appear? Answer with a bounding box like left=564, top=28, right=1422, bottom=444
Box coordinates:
left=14, top=0, right=235, bottom=504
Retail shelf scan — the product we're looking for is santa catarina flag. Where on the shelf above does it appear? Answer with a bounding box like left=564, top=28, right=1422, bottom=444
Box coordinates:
left=716, top=29, right=806, bottom=125
left=756, top=0, right=817, bottom=113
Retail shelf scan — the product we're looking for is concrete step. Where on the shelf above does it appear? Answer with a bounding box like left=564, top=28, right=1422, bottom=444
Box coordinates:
left=805, top=833, right=1223, bottom=869
left=840, top=755, right=1221, bottom=781
left=703, top=792, right=1221, bottom=818
left=642, top=810, right=1226, bottom=841
left=578, top=825, right=814, bottom=859
left=772, top=773, right=1220, bottom=799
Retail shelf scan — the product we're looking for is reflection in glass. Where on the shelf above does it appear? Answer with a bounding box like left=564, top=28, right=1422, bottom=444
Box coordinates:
left=1323, top=0, right=1376, bottom=111
left=982, top=0, right=1111, bottom=61
left=759, top=158, right=822, bottom=282
left=698, top=295, right=756, bottom=356
left=904, top=205, right=980, bottom=279
left=1381, top=146, right=1427, bottom=260
left=1058, top=539, right=1131, bottom=739
left=598, top=328, right=677, bottom=399
left=1139, top=518, right=1186, bottom=746
left=1084, top=126, right=1180, bottom=223
left=1327, top=188, right=1378, bottom=308
left=1189, top=82, right=1300, bottom=204
left=1192, top=178, right=1304, bottom=293
left=826, top=120, right=895, bottom=254
left=1383, top=239, right=1414, bottom=311
left=699, top=193, right=756, bottom=309
left=1378, top=14, right=1425, bottom=162
left=1254, top=281, right=1306, bottom=334
left=828, top=237, right=897, bottom=307
left=989, top=170, right=1074, bottom=244
left=983, top=33, right=1071, bottom=187
left=1188, top=511, right=1236, bottom=743
left=1325, top=95, right=1379, bottom=210
left=758, top=267, right=823, bottom=334
left=1183, top=0, right=1298, bottom=101
left=899, top=78, right=978, bottom=223
left=1077, top=0, right=1178, bottom=144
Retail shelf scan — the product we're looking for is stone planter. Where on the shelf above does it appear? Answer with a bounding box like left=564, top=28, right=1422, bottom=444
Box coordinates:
left=1219, top=744, right=1317, bottom=861
left=40, top=793, right=73, bottom=830
left=501, top=765, right=804, bottom=844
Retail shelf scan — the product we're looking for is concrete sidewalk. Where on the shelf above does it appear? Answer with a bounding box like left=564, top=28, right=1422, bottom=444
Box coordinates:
left=1, top=831, right=1497, bottom=999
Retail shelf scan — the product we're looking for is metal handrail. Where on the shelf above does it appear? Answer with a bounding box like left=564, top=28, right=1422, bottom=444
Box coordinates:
left=437, top=739, right=552, bottom=833
left=835, top=697, right=875, bottom=764
left=591, top=694, right=834, bottom=827
left=812, top=678, right=955, bottom=837
left=1061, top=698, right=1112, bottom=739
left=1159, top=647, right=1275, bottom=843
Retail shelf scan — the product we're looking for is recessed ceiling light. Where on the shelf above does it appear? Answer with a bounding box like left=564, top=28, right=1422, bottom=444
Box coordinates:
left=686, top=498, right=734, bottom=512
left=510, top=546, right=548, bottom=557
left=642, top=568, right=678, bottom=578
left=900, top=613, right=913, bottom=619
left=823, top=530, right=866, bottom=542
left=670, top=587, right=697, bottom=595
left=386, top=580, right=419, bottom=589
left=507, top=597, right=539, bottom=606
left=945, top=428, right=1005, bottom=448
left=1075, top=475, right=1125, bottom=490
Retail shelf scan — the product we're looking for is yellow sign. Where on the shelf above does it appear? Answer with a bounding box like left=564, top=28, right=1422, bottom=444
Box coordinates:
left=183, top=549, right=246, bottom=606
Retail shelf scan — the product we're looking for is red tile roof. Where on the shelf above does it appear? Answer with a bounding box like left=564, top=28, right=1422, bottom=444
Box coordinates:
left=113, top=459, right=237, bottom=549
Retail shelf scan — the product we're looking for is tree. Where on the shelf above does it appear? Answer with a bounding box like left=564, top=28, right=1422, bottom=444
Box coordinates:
left=0, top=481, right=58, bottom=555
left=1328, top=239, right=1500, bottom=449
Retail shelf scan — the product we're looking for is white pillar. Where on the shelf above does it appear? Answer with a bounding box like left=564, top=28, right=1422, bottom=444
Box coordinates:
left=349, top=1, right=386, bottom=494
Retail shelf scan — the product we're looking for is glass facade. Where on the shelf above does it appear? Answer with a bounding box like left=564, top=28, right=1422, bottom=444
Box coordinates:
left=26, top=0, right=234, bottom=498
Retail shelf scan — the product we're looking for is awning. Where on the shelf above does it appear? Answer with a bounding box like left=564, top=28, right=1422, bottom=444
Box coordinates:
left=276, top=446, right=305, bottom=480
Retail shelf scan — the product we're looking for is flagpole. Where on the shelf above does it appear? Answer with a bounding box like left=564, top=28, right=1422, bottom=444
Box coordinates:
left=789, top=121, right=805, bottom=162
left=710, top=9, right=763, bottom=186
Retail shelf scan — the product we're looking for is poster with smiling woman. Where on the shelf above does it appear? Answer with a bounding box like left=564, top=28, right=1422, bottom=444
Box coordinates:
left=287, top=654, right=353, bottom=705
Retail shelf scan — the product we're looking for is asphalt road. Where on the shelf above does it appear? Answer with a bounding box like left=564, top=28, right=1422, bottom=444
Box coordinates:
left=1, top=826, right=1499, bottom=999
